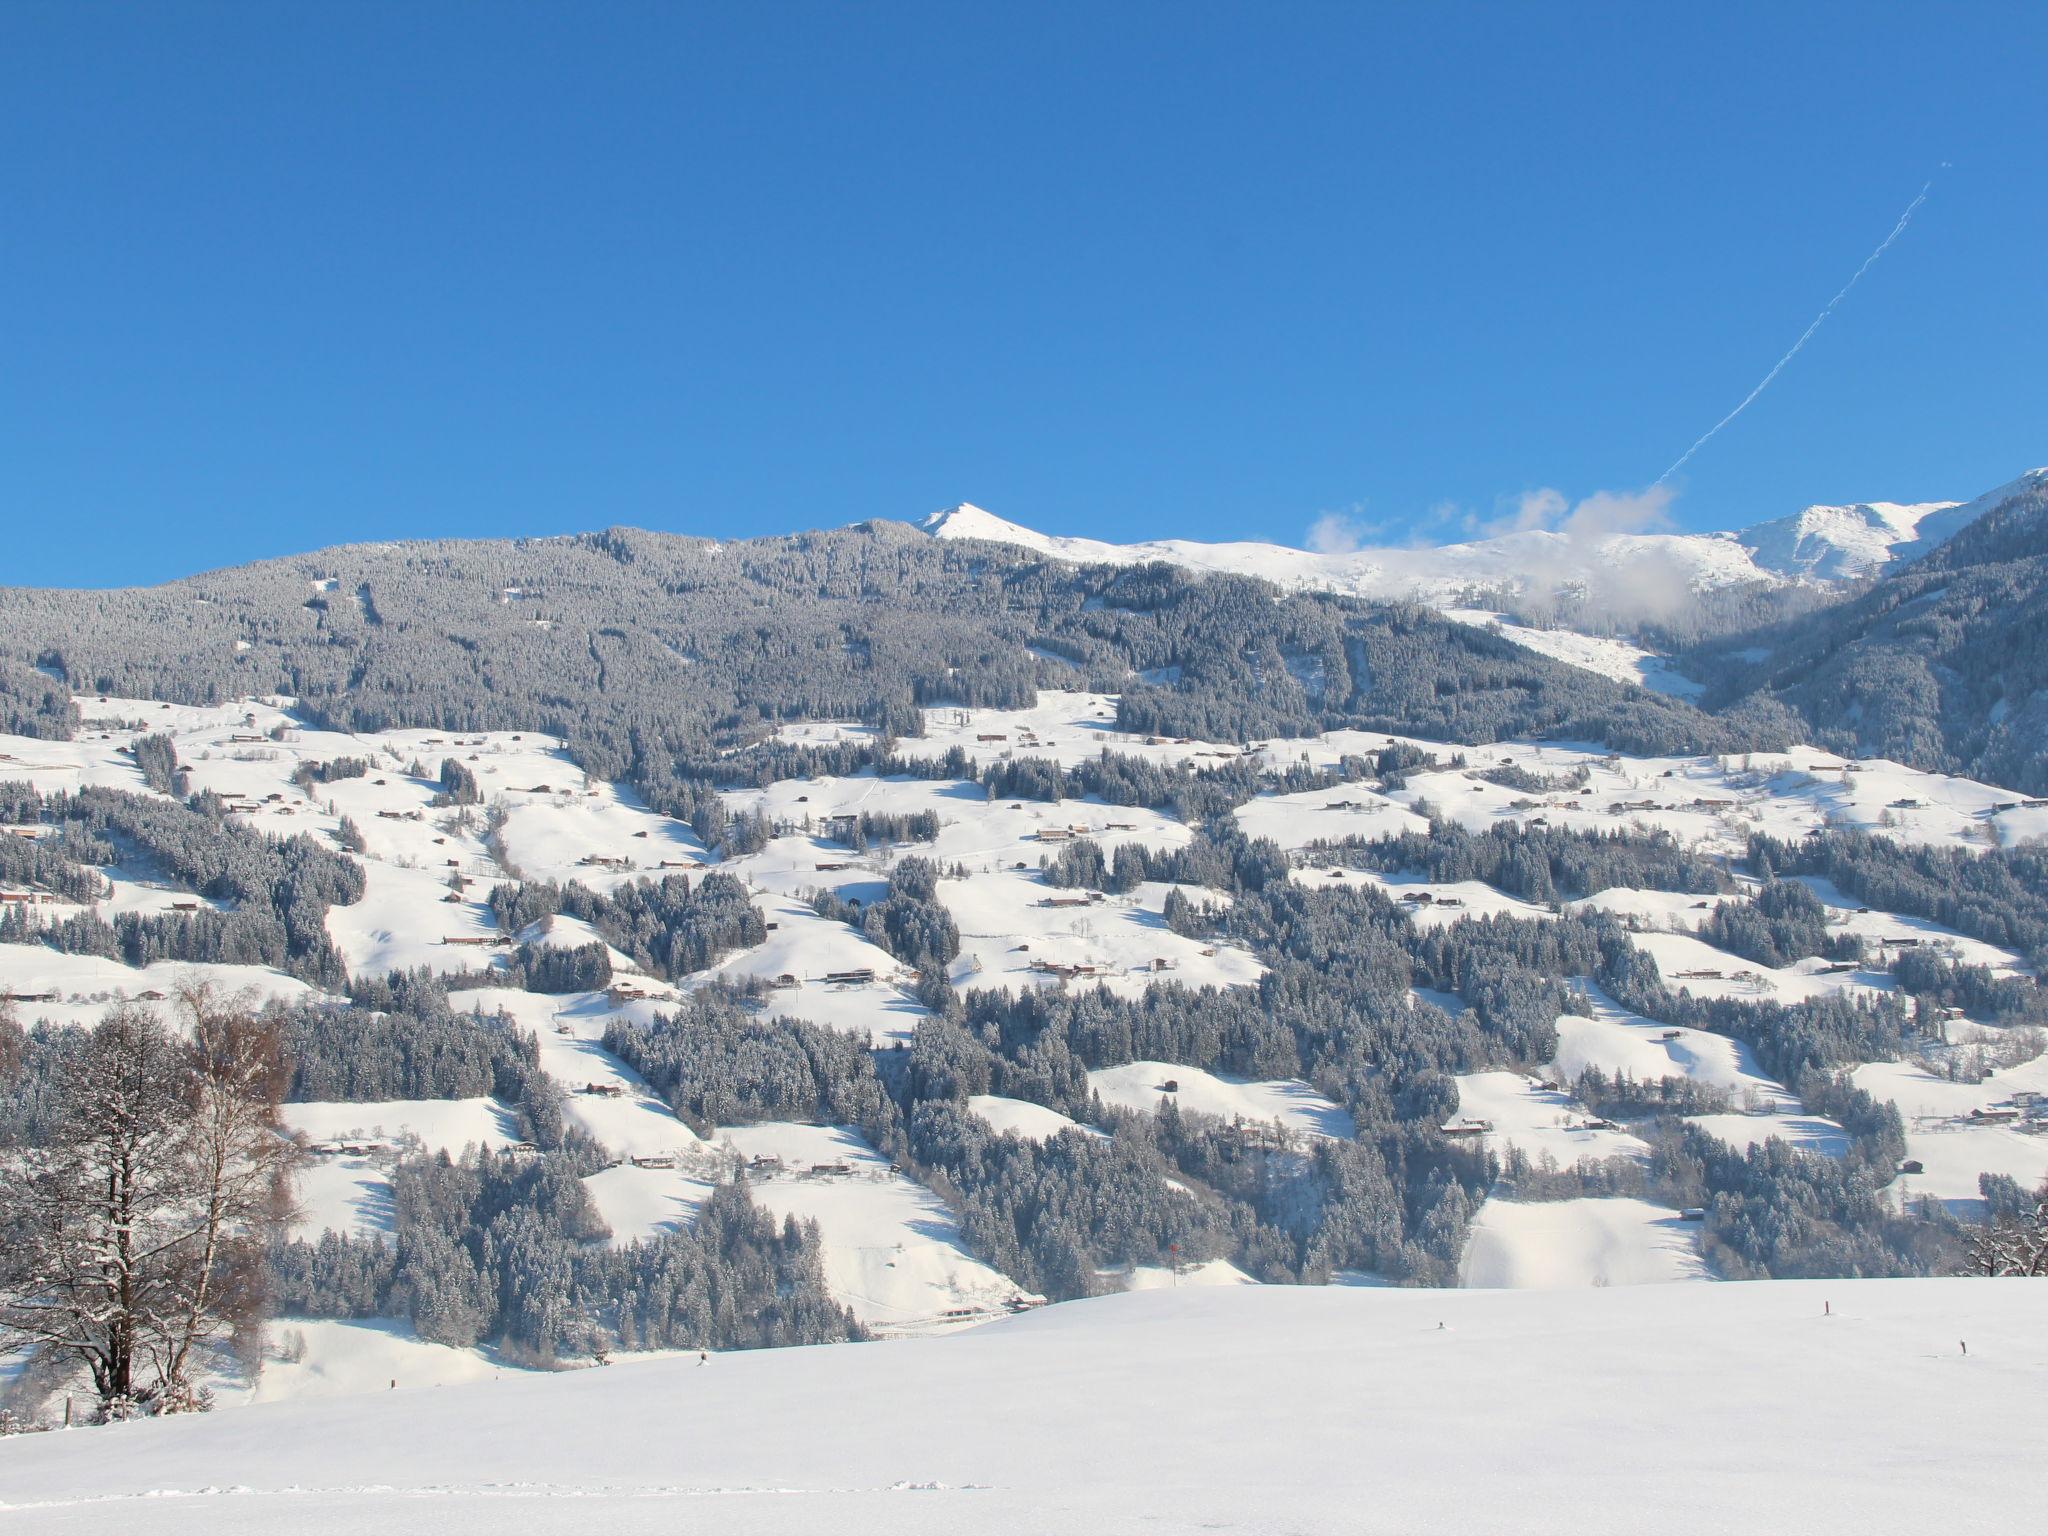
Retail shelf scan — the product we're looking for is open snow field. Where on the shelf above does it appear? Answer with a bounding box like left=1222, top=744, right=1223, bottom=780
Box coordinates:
left=1301, top=866, right=1558, bottom=927
left=1449, top=1070, right=1651, bottom=1165
left=281, top=1097, right=525, bottom=1155
left=714, top=1123, right=1032, bottom=1333
left=945, top=870, right=1263, bottom=998
left=1628, top=929, right=1893, bottom=1006
left=966, top=1093, right=1103, bottom=1142
left=1552, top=983, right=1850, bottom=1152
left=2, top=1280, right=2041, bottom=1536
left=1087, top=1060, right=1357, bottom=1139
left=703, top=892, right=929, bottom=1046
left=1233, top=781, right=1426, bottom=849
left=1852, top=1054, right=2048, bottom=1211
left=1459, top=1198, right=1710, bottom=1287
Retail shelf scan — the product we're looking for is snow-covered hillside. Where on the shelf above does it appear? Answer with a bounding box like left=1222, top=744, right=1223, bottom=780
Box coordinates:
left=0, top=1280, right=2038, bottom=1536
left=922, top=499, right=1780, bottom=603
left=4, top=683, right=2046, bottom=1414
left=922, top=469, right=2046, bottom=601
left=918, top=470, right=2047, bottom=693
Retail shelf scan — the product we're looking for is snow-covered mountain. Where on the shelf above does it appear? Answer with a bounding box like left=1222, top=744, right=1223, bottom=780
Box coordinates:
left=1736, top=497, right=1957, bottom=583
left=1740, top=469, right=2048, bottom=582
left=921, top=501, right=1772, bottom=605
left=921, top=468, right=2048, bottom=608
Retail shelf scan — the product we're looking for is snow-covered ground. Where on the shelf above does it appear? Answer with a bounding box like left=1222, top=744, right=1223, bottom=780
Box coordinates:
left=1087, top=1061, right=1356, bottom=1140
left=966, top=1094, right=1102, bottom=1142
left=1442, top=610, right=1707, bottom=699
left=1852, top=1054, right=2048, bottom=1212
left=1459, top=1197, right=1710, bottom=1287
left=1233, top=782, right=1426, bottom=849
left=4, top=1280, right=2040, bottom=1535
left=703, top=893, right=927, bottom=1047
left=945, top=871, right=1263, bottom=998
left=1449, top=1070, right=1651, bottom=1166
left=1304, top=867, right=1557, bottom=927
left=1628, top=930, right=1892, bottom=1007
left=230, top=1319, right=519, bottom=1405
left=714, top=1123, right=1033, bottom=1333
left=1553, top=983, right=1839, bottom=1141
left=282, top=1097, right=525, bottom=1155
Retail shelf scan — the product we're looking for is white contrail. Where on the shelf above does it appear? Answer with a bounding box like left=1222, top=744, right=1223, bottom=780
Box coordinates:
left=1656, top=178, right=1935, bottom=485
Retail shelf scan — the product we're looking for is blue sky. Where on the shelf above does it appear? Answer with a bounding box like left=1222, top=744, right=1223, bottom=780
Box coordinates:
left=3, top=2, right=2043, bottom=587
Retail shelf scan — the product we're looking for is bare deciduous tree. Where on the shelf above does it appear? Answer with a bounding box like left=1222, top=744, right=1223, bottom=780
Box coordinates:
left=1965, top=1200, right=2048, bottom=1278
left=0, top=991, right=296, bottom=1420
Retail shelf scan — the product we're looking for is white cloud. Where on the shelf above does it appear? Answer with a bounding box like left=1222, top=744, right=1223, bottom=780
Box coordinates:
left=1305, top=507, right=1374, bottom=555
left=1561, top=485, right=1675, bottom=541
left=1503, top=487, right=1570, bottom=534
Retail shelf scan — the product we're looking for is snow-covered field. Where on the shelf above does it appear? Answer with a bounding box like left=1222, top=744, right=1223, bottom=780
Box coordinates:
left=2, top=1280, right=2040, bottom=1535
left=1087, top=1061, right=1356, bottom=1140
left=715, top=1123, right=1033, bottom=1333
left=966, top=1093, right=1102, bottom=1142
left=1459, top=1197, right=1710, bottom=1287
left=1449, top=1070, right=1650, bottom=1166
left=1852, top=1054, right=2048, bottom=1212
left=945, top=871, right=1262, bottom=998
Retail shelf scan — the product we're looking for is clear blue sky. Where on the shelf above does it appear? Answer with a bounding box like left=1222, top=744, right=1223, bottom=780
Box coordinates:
left=3, top=2, right=2043, bottom=587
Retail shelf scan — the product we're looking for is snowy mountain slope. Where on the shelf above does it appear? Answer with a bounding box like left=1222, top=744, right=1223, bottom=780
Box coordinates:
left=922, top=500, right=1780, bottom=603
left=1734, top=470, right=2048, bottom=581
left=1, top=1280, right=2039, bottom=1536
left=921, top=470, right=2042, bottom=602
left=1690, top=469, right=2048, bottom=793
left=1737, top=497, right=1956, bottom=582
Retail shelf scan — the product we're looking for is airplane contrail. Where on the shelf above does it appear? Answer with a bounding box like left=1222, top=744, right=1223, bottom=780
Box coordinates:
left=1656, top=177, right=1936, bottom=485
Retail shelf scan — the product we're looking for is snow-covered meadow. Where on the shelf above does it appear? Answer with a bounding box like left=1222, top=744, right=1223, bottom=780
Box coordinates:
left=1, top=1280, right=2040, bottom=1535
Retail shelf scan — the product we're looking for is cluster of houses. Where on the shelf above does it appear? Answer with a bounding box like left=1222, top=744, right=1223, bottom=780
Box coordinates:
left=1032, top=959, right=1110, bottom=980
left=305, top=1138, right=396, bottom=1159
left=1398, top=891, right=1465, bottom=910
left=1030, top=825, right=1085, bottom=844
left=1964, top=1093, right=2041, bottom=1127
left=1672, top=966, right=1766, bottom=985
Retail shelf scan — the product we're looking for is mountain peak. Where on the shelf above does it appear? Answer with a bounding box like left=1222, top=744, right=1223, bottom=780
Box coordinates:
left=921, top=503, right=1044, bottom=544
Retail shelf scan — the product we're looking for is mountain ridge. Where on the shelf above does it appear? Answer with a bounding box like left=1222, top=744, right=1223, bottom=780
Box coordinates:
left=920, top=469, right=2048, bottom=613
